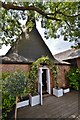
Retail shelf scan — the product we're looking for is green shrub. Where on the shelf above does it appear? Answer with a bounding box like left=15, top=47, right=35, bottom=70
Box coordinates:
left=2, top=71, right=30, bottom=96
left=2, top=93, right=15, bottom=120
left=66, top=68, right=80, bottom=90
left=2, top=71, right=31, bottom=120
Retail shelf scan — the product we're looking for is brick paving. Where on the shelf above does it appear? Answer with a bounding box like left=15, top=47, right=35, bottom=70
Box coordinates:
left=17, top=90, right=79, bottom=119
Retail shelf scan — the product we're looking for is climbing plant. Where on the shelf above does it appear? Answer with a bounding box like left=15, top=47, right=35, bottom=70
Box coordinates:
left=27, top=56, right=57, bottom=94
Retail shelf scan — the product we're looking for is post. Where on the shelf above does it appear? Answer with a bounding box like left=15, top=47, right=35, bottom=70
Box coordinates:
left=15, top=96, right=18, bottom=120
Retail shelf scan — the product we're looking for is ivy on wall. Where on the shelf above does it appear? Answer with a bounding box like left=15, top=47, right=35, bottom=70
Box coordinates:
left=2, top=56, right=58, bottom=96
left=27, top=56, right=57, bottom=94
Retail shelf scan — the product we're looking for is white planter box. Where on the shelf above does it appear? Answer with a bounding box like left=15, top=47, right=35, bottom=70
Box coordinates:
left=16, top=100, right=29, bottom=108
left=30, top=94, right=40, bottom=106
left=53, top=88, right=63, bottom=97
left=63, top=88, right=70, bottom=93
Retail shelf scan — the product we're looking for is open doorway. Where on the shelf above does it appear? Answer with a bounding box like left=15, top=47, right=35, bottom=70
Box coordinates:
left=38, top=66, right=51, bottom=105
left=42, top=69, right=47, bottom=94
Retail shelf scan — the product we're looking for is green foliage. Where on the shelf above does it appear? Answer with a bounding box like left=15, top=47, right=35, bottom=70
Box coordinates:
left=53, top=65, right=60, bottom=88
left=2, top=72, right=10, bottom=80
left=27, top=56, right=57, bottom=94
left=2, top=71, right=31, bottom=120
left=0, top=8, right=22, bottom=47
left=2, top=71, right=30, bottom=96
left=0, top=2, right=80, bottom=48
left=66, top=68, right=80, bottom=90
left=1, top=72, right=16, bottom=119
left=2, top=93, right=15, bottom=120
left=1, top=57, right=57, bottom=119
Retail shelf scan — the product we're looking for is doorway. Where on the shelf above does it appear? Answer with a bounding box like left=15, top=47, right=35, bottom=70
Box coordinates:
left=38, top=66, right=51, bottom=105
left=42, top=69, right=47, bottom=94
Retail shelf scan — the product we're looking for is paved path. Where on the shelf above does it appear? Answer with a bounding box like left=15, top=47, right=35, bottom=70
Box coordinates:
left=17, top=90, right=79, bottom=119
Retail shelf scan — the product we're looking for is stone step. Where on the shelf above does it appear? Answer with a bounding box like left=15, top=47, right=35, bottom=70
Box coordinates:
left=42, top=93, right=50, bottom=98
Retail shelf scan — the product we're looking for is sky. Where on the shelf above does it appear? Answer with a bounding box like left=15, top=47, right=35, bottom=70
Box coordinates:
left=0, top=20, right=75, bottom=56
left=36, top=21, right=75, bottom=55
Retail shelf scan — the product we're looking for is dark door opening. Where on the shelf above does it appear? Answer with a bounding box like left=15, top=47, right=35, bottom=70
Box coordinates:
left=42, top=69, right=47, bottom=94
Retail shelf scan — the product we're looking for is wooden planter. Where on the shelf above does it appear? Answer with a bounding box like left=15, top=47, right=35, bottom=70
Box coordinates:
left=53, top=88, right=63, bottom=97
left=16, top=96, right=29, bottom=109
left=29, top=94, right=40, bottom=106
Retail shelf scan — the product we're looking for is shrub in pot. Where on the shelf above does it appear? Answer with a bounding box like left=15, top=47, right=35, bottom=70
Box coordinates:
left=16, top=95, right=29, bottom=108
left=53, top=88, right=63, bottom=97
left=2, top=93, right=16, bottom=120
left=27, top=71, right=40, bottom=106
left=3, top=71, right=30, bottom=97
left=2, top=71, right=31, bottom=119
left=53, top=81, right=63, bottom=97
left=53, top=66, right=63, bottom=97
left=1, top=72, right=16, bottom=120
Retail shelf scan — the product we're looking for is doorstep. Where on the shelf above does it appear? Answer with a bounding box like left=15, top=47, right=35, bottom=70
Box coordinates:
left=43, top=93, right=51, bottom=98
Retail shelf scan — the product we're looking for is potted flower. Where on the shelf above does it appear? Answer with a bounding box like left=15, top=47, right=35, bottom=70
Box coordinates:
left=53, top=66, right=63, bottom=97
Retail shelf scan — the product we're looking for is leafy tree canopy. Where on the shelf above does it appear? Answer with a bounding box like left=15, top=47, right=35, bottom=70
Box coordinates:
left=0, top=1, right=80, bottom=48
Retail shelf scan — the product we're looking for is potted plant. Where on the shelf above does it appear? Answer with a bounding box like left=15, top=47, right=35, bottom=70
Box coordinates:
left=27, top=71, right=40, bottom=106
left=53, top=66, right=63, bottom=97
left=63, top=88, right=70, bottom=93
left=2, top=71, right=30, bottom=119
left=16, top=75, right=31, bottom=109
left=29, top=79, right=40, bottom=107
left=16, top=95, right=29, bottom=109
left=29, top=92, right=40, bottom=107
left=53, top=81, right=63, bottom=97
left=62, top=84, right=70, bottom=94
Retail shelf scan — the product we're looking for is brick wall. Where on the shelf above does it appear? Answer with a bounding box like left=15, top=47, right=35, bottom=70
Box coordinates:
left=77, top=58, right=80, bottom=69
left=0, top=63, right=70, bottom=93
left=47, top=64, right=70, bottom=92
left=56, top=65, right=70, bottom=88
left=0, top=64, right=30, bottom=73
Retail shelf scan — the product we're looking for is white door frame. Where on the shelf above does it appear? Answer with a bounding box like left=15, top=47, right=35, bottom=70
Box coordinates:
left=38, top=66, right=51, bottom=105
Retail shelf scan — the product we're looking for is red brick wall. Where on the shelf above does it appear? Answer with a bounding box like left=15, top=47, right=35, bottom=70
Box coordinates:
left=77, top=58, right=80, bottom=69
left=0, top=63, right=70, bottom=93
left=48, top=64, right=70, bottom=93
left=56, top=65, right=70, bottom=88
left=0, top=64, right=30, bottom=73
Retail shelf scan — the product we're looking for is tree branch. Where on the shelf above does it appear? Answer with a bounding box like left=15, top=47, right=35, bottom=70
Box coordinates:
left=47, top=11, right=80, bottom=18
left=1, top=2, right=61, bottom=21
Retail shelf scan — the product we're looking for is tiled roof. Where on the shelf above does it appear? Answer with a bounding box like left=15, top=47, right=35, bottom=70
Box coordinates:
left=54, top=49, right=80, bottom=61
left=0, top=53, right=33, bottom=63
left=1, top=26, right=61, bottom=64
